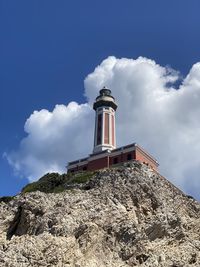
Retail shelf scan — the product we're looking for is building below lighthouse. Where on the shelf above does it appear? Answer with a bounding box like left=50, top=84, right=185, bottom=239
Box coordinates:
left=67, top=87, right=159, bottom=173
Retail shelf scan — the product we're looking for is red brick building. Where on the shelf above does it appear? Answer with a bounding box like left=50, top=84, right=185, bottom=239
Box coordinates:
left=67, top=87, right=158, bottom=173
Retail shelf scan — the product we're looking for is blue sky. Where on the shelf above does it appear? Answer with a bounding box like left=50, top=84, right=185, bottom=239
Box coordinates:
left=1, top=0, right=200, bottom=197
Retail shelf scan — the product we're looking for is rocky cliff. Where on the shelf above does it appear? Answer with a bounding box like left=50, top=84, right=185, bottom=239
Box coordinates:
left=0, top=162, right=200, bottom=267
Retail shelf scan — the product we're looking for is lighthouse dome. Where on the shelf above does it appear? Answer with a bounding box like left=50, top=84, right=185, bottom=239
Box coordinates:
left=93, top=87, right=117, bottom=111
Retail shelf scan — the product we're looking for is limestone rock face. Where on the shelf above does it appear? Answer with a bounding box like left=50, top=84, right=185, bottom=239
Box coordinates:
left=0, top=162, right=200, bottom=267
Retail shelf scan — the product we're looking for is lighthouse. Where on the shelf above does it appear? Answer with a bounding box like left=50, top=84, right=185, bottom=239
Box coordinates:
left=67, top=87, right=159, bottom=173
left=93, top=87, right=118, bottom=154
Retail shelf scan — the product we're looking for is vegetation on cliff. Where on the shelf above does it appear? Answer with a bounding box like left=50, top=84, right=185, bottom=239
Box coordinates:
left=22, top=171, right=94, bottom=193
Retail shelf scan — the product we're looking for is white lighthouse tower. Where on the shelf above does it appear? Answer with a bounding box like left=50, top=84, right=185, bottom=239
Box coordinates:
left=93, top=87, right=118, bottom=154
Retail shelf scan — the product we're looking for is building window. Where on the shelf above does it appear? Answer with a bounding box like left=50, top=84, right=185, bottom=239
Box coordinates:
left=83, top=166, right=87, bottom=171
left=113, top=157, right=118, bottom=164
left=127, top=153, right=132, bottom=161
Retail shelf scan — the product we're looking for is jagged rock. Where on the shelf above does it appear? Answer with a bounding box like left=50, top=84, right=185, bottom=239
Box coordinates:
left=0, top=162, right=200, bottom=266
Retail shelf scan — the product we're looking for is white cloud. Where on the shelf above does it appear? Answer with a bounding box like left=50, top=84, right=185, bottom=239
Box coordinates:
left=5, top=56, right=200, bottom=199
left=5, top=102, right=93, bottom=181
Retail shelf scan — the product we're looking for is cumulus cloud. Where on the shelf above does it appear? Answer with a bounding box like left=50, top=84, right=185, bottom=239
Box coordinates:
left=5, top=102, right=93, bottom=181
left=5, top=56, right=200, bottom=199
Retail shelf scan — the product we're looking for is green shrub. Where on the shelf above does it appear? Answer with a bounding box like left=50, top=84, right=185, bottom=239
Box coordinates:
left=21, top=171, right=94, bottom=194
left=67, top=171, right=94, bottom=184
left=22, top=173, right=68, bottom=194
left=0, top=196, right=14, bottom=203
left=22, top=182, right=39, bottom=193
left=52, top=185, right=66, bottom=193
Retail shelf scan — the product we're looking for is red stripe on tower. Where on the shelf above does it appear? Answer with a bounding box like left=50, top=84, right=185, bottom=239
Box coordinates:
left=104, top=113, right=109, bottom=144
left=97, top=114, right=102, bottom=145
left=111, top=115, right=115, bottom=146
